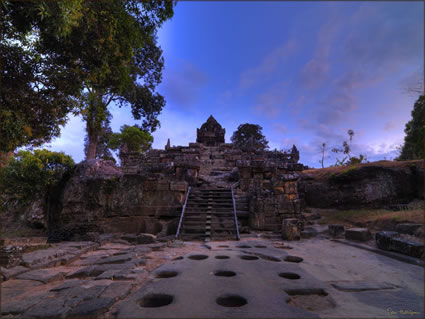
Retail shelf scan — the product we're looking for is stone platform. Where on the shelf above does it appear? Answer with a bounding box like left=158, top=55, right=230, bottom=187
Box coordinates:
left=1, top=236, right=423, bottom=318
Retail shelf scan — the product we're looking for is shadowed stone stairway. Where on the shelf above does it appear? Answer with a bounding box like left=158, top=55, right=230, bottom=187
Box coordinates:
left=178, top=188, right=240, bottom=242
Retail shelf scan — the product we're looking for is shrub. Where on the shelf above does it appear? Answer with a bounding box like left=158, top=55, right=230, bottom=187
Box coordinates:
left=0, top=149, right=75, bottom=205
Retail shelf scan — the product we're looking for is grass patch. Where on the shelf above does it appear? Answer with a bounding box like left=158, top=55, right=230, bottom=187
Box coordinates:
left=2, top=225, right=46, bottom=239
left=23, top=244, right=51, bottom=253
left=318, top=206, right=424, bottom=229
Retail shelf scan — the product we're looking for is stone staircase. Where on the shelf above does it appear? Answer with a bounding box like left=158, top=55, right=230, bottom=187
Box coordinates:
left=178, top=188, right=240, bottom=241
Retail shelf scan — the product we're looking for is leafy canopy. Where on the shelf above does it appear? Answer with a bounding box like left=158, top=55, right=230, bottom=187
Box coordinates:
left=109, top=125, right=153, bottom=153
left=3, top=0, right=175, bottom=160
left=1, top=1, right=83, bottom=155
left=0, top=150, right=75, bottom=205
left=231, top=124, right=269, bottom=151
left=397, top=95, right=424, bottom=161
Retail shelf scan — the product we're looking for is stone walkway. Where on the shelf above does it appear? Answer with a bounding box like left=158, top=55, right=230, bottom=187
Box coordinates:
left=1, top=235, right=423, bottom=318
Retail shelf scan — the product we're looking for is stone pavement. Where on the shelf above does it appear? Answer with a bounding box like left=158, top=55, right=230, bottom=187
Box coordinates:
left=1, top=236, right=423, bottom=318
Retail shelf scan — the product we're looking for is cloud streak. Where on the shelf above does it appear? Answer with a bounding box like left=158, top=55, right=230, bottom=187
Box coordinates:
left=239, top=39, right=297, bottom=90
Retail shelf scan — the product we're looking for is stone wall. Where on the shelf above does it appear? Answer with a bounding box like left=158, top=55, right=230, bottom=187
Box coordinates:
left=237, top=160, right=303, bottom=230
left=52, top=160, right=189, bottom=241
left=299, top=160, right=424, bottom=209
left=119, top=143, right=304, bottom=232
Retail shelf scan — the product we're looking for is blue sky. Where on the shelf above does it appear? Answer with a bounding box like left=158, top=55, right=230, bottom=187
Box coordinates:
left=43, top=1, right=424, bottom=168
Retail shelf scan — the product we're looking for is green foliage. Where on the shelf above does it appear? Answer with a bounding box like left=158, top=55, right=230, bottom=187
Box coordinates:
left=231, top=123, right=269, bottom=151
left=397, top=95, right=424, bottom=161
left=3, top=0, right=175, bottom=160
left=109, top=125, right=153, bottom=153
left=0, top=150, right=75, bottom=205
left=1, top=1, right=83, bottom=155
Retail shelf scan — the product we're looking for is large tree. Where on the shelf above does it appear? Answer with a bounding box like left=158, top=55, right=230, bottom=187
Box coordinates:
left=397, top=95, right=424, bottom=161
left=231, top=123, right=269, bottom=151
left=46, top=0, right=174, bottom=159
left=1, top=1, right=83, bottom=167
left=3, top=1, right=175, bottom=161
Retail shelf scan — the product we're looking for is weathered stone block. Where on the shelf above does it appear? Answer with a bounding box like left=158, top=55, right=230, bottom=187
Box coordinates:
left=144, top=180, right=168, bottom=191
left=169, top=182, right=188, bottom=192
left=282, top=218, right=301, bottom=240
left=376, top=231, right=424, bottom=258
left=284, top=182, right=297, bottom=194
left=274, top=186, right=284, bottom=194
left=284, top=193, right=297, bottom=201
left=301, top=227, right=317, bottom=238
left=328, top=224, right=345, bottom=237
left=239, top=168, right=251, bottom=179
left=395, top=223, right=423, bottom=235
left=293, top=199, right=301, bottom=214
left=345, top=228, right=372, bottom=241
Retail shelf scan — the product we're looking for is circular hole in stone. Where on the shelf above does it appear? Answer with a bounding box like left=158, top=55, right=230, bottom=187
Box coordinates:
left=254, top=245, right=267, bottom=248
left=216, top=295, right=247, bottom=307
left=279, top=272, right=301, bottom=280
left=236, top=245, right=251, bottom=248
left=239, top=255, right=259, bottom=260
left=156, top=271, right=178, bottom=278
left=214, top=270, right=236, bottom=277
left=188, top=254, right=209, bottom=260
left=172, top=256, right=183, bottom=261
left=139, top=294, right=173, bottom=308
left=284, top=256, right=303, bottom=263
left=215, top=255, right=230, bottom=259
left=218, top=245, right=229, bottom=248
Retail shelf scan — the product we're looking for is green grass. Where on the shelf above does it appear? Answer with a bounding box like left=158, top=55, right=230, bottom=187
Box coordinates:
left=318, top=206, right=424, bottom=228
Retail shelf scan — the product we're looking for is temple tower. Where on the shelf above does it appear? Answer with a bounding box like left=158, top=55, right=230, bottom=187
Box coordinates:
left=196, top=115, right=225, bottom=146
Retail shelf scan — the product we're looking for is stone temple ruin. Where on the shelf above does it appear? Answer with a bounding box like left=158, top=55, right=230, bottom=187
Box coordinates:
left=55, top=116, right=304, bottom=242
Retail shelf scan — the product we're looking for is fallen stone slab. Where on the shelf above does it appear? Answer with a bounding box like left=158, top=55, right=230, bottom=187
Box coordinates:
left=59, top=253, right=81, bottom=266
left=66, top=262, right=138, bottom=279
left=2, top=279, right=44, bottom=300
left=98, top=243, right=134, bottom=250
left=345, top=228, right=372, bottom=242
left=144, top=243, right=167, bottom=251
left=396, top=223, right=423, bottom=235
left=121, top=233, right=156, bottom=245
left=69, top=284, right=108, bottom=301
left=95, top=253, right=135, bottom=265
left=50, top=279, right=87, bottom=291
left=100, top=282, right=133, bottom=300
left=16, top=268, right=65, bottom=283
left=133, top=246, right=152, bottom=254
left=24, top=292, right=74, bottom=318
left=2, top=292, right=47, bottom=316
left=1, top=265, right=30, bottom=281
left=301, top=227, right=318, bottom=239
left=168, top=240, right=185, bottom=248
left=66, top=297, right=115, bottom=318
left=95, top=269, right=121, bottom=280
left=21, top=246, right=80, bottom=268
left=66, top=266, right=106, bottom=278
left=376, top=231, right=424, bottom=259
left=331, top=281, right=397, bottom=292
left=328, top=224, right=345, bottom=238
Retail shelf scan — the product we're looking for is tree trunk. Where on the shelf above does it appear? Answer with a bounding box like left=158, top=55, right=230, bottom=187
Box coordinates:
left=0, top=151, right=13, bottom=169
left=86, top=133, right=98, bottom=160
